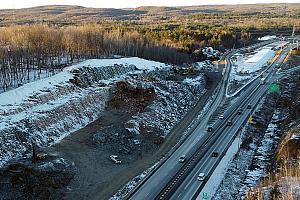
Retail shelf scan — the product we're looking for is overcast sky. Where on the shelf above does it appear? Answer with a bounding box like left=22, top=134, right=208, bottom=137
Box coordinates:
left=1, top=0, right=299, bottom=9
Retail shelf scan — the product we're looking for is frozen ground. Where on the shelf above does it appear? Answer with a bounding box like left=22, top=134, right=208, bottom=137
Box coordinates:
left=226, top=42, right=283, bottom=97
left=240, top=111, right=282, bottom=195
left=195, top=61, right=218, bottom=72
left=0, top=57, right=173, bottom=167
left=258, top=35, right=277, bottom=41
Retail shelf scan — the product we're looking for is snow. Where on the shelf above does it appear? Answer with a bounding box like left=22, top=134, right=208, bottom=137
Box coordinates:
left=0, top=71, right=72, bottom=106
left=244, top=48, right=274, bottom=65
left=195, top=61, right=218, bottom=72
left=67, top=57, right=170, bottom=71
left=290, top=134, right=300, bottom=140
left=183, top=76, right=205, bottom=86
left=241, top=111, right=280, bottom=190
left=258, top=35, right=277, bottom=41
left=234, top=47, right=274, bottom=74
left=0, top=57, right=168, bottom=107
left=125, top=119, right=140, bottom=135
left=254, top=177, right=300, bottom=199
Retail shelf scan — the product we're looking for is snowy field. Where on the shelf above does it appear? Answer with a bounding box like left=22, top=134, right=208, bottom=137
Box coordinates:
left=227, top=42, right=284, bottom=97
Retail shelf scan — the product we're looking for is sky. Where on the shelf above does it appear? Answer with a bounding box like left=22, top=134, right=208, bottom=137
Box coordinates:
left=1, top=0, right=300, bottom=9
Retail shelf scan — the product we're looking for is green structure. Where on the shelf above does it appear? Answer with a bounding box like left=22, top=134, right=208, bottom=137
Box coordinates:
left=268, top=83, right=280, bottom=93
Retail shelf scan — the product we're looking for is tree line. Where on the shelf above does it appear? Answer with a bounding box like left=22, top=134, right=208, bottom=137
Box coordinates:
left=0, top=24, right=191, bottom=92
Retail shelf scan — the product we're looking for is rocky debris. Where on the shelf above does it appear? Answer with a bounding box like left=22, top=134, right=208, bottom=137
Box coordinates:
left=0, top=58, right=208, bottom=200
left=91, top=67, right=206, bottom=159
left=70, top=64, right=137, bottom=87
left=0, top=156, right=75, bottom=200
left=106, top=81, right=156, bottom=113
left=125, top=120, right=140, bottom=135
left=0, top=86, right=109, bottom=168
left=130, top=70, right=206, bottom=136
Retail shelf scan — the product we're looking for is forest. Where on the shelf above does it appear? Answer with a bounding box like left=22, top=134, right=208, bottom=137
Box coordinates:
left=0, top=3, right=299, bottom=92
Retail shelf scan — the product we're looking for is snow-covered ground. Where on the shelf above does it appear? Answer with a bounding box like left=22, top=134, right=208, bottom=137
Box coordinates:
left=69, top=57, right=169, bottom=71
left=257, top=177, right=300, bottom=199
left=227, top=42, right=281, bottom=97
left=240, top=111, right=281, bottom=194
left=0, top=57, right=172, bottom=167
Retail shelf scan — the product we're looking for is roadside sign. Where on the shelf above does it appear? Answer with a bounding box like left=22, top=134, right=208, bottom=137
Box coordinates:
left=249, top=116, right=253, bottom=123
left=202, top=192, right=209, bottom=199
left=268, top=83, right=280, bottom=93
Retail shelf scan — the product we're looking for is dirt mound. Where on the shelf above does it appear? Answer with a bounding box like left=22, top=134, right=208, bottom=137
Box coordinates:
left=106, top=81, right=156, bottom=113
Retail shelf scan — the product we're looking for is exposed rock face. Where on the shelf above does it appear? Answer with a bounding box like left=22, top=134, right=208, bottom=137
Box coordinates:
left=0, top=157, right=75, bottom=200
left=0, top=86, right=110, bottom=167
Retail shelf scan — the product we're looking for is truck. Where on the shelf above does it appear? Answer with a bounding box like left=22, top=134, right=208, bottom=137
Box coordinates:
left=260, top=77, right=266, bottom=85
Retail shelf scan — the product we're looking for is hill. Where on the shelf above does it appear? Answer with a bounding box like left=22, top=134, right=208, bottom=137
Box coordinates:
left=0, top=3, right=299, bottom=25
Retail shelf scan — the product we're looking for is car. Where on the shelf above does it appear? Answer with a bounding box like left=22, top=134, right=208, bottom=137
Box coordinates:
left=197, top=173, right=206, bottom=181
left=218, top=114, right=224, bottom=119
left=227, top=120, right=233, bottom=126
left=237, top=108, right=243, bottom=115
left=179, top=155, right=186, bottom=163
left=211, top=152, right=219, bottom=157
left=207, top=126, right=213, bottom=132
left=110, top=155, right=121, bottom=164
left=247, top=104, right=252, bottom=109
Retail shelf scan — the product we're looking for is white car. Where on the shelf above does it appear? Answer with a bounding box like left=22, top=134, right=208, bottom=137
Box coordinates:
left=110, top=155, right=121, bottom=164
left=197, top=173, right=206, bottom=181
left=179, top=155, right=186, bottom=163
left=219, top=114, right=224, bottom=119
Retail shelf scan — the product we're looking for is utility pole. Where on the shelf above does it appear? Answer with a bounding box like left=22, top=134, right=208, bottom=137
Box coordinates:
left=292, top=25, right=296, bottom=44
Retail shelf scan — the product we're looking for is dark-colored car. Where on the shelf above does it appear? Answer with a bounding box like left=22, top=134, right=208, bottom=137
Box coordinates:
left=207, top=126, right=213, bottom=132
left=211, top=152, right=219, bottom=157
left=227, top=120, right=233, bottom=126
left=237, top=108, right=243, bottom=115
left=247, top=104, right=252, bottom=109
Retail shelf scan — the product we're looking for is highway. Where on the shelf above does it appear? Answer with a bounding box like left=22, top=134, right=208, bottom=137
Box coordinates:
left=127, top=42, right=291, bottom=200
left=168, top=46, right=291, bottom=200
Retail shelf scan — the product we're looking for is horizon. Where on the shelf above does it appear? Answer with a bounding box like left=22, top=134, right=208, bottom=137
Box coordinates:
left=1, top=0, right=300, bottom=9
